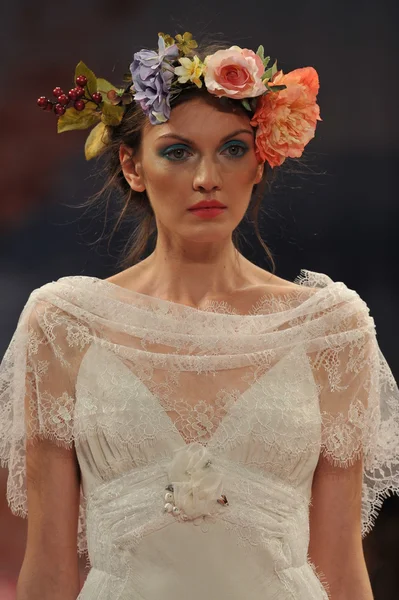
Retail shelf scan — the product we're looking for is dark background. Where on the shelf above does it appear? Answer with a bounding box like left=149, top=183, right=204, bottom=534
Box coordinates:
left=1, top=1, right=398, bottom=597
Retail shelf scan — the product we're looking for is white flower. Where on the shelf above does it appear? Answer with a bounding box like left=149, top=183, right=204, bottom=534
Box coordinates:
left=166, top=442, right=224, bottom=519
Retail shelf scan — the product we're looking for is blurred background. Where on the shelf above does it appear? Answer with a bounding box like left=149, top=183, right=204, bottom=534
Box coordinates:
left=0, top=0, right=398, bottom=598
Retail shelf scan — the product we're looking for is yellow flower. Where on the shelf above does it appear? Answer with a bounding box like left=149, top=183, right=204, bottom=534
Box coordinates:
left=174, top=55, right=204, bottom=88
left=158, top=31, right=175, bottom=47
left=175, top=31, right=198, bottom=55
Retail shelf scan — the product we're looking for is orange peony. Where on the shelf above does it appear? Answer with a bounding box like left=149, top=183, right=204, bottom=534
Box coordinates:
left=250, top=67, right=322, bottom=167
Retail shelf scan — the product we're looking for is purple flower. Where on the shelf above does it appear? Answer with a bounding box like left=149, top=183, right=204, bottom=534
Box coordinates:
left=130, top=36, right=179, bottom=124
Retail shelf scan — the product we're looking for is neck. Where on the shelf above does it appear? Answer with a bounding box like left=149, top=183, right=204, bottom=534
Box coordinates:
left=135, top=237, right=251, bottom=307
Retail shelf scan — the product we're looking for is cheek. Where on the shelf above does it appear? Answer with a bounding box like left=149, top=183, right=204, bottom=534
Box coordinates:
left=141, top=159, right=192, bottom=220
left=225, top=159, right=260, bottom=188
left=142, top=156, right=191, bottom=194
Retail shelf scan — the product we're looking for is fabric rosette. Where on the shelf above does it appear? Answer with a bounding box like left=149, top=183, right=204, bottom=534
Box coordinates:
left=204, top=46, right=266, bottom=99
left=250, top=66, right=322, bottom=167
left=165, top=442, right=225, bottom=521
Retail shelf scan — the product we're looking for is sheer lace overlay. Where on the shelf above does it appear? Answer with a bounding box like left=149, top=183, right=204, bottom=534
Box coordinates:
left=1, top=269, right=398, bottom=599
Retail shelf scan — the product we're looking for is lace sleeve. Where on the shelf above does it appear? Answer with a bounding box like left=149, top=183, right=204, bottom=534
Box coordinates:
left=0, top=294, right=89, bottom=555
left=309, top=299, right=399, bottom=536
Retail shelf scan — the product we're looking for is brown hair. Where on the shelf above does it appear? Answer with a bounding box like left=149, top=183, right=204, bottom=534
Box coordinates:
left=80, top=40, right=279, bottom=273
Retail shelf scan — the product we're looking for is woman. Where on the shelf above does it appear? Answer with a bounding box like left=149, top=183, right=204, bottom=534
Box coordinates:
left=1, top=32, right=398, bottom=600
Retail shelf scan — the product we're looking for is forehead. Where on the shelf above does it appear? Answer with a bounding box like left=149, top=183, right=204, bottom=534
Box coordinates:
left=142, top=97, right=254, bottom=145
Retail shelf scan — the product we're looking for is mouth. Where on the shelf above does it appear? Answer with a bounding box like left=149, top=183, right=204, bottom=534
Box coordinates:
left=188, top=202, right=227, bottom=211
left=188, top=206, right=226, bottom=211
left=187, top=206, right=227, bottom=219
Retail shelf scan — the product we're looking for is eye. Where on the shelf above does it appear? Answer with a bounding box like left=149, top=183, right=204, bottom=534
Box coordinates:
left=221, top=141, right=249, bottom=158
left=161, top=145, right=191, bottom=161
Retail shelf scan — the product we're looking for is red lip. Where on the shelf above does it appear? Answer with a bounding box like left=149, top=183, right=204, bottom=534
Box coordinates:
left=188, top=200, right=227, bottom=210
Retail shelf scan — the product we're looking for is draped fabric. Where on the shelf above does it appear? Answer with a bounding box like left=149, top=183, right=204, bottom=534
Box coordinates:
left=1, top=269, right=398, bottom=599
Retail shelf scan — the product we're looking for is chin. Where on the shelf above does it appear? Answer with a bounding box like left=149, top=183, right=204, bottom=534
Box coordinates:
left=181, top=227, right=235, bottom=244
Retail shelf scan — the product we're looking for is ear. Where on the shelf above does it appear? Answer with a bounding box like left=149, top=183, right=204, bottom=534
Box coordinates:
left=119, top=144, right=146, bottom=192
left=254, top=160, right=265, bottom=184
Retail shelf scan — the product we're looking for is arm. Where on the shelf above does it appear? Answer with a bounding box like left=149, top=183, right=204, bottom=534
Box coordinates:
left=16, top=437, right=81, bottom=600
left=0, top=298, right=89, bottom=599
left=308, top=453, right=374, bottom=600
left=15, top=300, right=84, bottom=599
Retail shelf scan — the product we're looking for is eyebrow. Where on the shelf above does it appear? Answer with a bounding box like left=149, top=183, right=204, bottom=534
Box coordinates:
left=155, top=129, right=254, bottom=145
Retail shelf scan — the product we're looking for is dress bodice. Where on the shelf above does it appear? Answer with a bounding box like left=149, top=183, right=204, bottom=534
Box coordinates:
left=74, top=343, right=329, bottom=599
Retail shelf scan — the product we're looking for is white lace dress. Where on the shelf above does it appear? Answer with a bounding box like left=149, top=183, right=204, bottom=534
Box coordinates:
left=1, top=269, right=399, bottom=600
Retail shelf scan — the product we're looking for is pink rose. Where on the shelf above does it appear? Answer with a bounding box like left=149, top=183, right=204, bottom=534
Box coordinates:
left=250, top=67, right=322, bottom=167
left=204, top=46, right=266, bottom=99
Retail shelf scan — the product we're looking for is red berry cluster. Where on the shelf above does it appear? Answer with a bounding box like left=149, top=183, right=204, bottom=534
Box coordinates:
left=37, top=75, right=103, bottom=116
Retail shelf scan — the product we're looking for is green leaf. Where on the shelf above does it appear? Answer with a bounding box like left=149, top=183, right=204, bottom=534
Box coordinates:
left=57, top=105, right=101, bottom=133
left=266, top=84, right=287, bottom=92
left=256, top=45, right=270, bottom=69
left=84, top=121, right=109, bottom=160
left=262, top=60, right=278, bottom=81
left=96, top=78, right=123, bottom=103
left=257, top=46, right=270, bottom=67
left=122, top=72, right=133, bottom=83
left=101, top=102, right=124, bottom=126
left=249, top=97, right=259, bottom=111
left=75, top=61, right=97, bottom=96
left=241, top=99, right=251, bottom=111
left=256, top=45, right=265, bottom=61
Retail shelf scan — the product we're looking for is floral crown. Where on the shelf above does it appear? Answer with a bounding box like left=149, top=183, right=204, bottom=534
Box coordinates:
left=37, top=31, right=321, bottom=167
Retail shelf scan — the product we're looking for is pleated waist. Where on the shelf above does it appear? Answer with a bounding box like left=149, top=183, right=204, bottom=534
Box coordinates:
left=85, top=452, right=310, bottom=578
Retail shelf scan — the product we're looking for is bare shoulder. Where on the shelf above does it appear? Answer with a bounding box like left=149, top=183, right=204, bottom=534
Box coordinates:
left=261, top=273, right=302, bottom=290
left=236, top=265, right=321, bottom=312
left=245, top=265, right=304, bottom=293
left=104, top=264, right=145, bottom=290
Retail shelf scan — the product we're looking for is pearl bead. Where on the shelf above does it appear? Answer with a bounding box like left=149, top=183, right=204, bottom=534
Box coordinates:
left=172, top=506, right=181, bottom=515
left=164, top=492, right=174, bottom=502
left=164, top=503, right=174, bottom=513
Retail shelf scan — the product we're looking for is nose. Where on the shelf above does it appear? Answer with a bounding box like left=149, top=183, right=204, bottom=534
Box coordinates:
left=192, top=155, right=222, bottom=193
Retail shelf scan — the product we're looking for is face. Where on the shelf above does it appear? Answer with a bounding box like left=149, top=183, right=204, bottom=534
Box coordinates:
left=120, top=96, right=265, bottom=244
